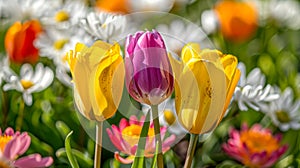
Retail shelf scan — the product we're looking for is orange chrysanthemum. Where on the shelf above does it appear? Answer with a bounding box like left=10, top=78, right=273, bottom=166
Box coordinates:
left=223, top=123, right=288, bottom=168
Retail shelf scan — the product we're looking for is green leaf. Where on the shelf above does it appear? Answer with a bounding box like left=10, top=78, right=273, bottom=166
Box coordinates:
left=151, top=141, right=159, bottom=168
left=56, top=121, right=71, bottom=139
left=65, top=131, right=80, bottom=168
left=56, top=148, right=93, bottom=168
left=131, top=111, right=151, bottom=168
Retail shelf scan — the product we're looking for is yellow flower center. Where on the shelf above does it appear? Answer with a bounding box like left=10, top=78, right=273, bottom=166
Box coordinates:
left=0, top=160, right=11, bottom=168
left=21, top=79, right=34, bottom=89
left=164, top=110, right=176, bottom=125
left=54, top=39, right=69, bottom=50
left=276, top=111, right=290, bottom=123
left=55, top=11, right=70, bottom=22
left=101, top=23, right=107, bottom=28
left=122, top=124, right=155, bottom=146
left=0, top=135, right=12, bottom=152
left=240, top=130, right=280, bottom=155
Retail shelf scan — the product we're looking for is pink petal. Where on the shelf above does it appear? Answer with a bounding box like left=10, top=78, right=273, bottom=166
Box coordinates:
left=119, top=118, right=129, bottom=131
left=17, top=133, right=31, bottom=155
left=162, top=134, right=176, bottom=150
left=4, top=134, right=31, bottom=160
left=106, top=128, right=123, bottom=151
left=229, top=129, right=240, bottom=140
left=4, top=127, right=15, bottom=136
left=129, top=115, right=139, bottom=125
left=241, top=123, right=249, bottom=131
left=114, top=152, right=134, bottom=164
left=14, top=154, right=53, bottom=168
left=139, top=116, right=146, bottom=126
left=130, top=145, right=137, bottom=155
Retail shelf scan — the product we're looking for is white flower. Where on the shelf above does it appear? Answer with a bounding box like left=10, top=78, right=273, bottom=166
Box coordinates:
left=0, top=57, right=14, bottom=85
left=261, top=87, right=300, bottom=132
left=128, top=0, right=174, bottom=13
left=254, top=0, right=300, bottom=30
left=80, top=12, right=130, bottom=43
left=35, top=27, right=93, bottom=86
left=156, top=19, right=210, bottom=55
left=2, top=0, right=60, bottom=21
left=201, top=10, right=219, bottom=35
left=142, top=98, right=187, bottom=136
left=3, top=63, right=54, bottom=106
left=269, top=0, right=300, bottom=30
left=234, top=62, right=279, bottom=111
left=41, top=0, right=88, bottom=29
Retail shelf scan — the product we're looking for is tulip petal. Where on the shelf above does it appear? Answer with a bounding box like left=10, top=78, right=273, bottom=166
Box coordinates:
left=89, top=43, right=124, bottom=121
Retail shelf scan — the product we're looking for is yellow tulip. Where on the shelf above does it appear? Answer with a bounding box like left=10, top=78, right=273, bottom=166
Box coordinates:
left=169, top=43, right=240, bottom=134
left=66, top=41, right=125, bottom=121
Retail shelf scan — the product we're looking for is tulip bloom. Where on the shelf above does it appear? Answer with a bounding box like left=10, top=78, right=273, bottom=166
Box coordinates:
left=214, top=0, right=258, bottom=42
left=66, top=41, right=125, bottom=121
left=169, top=43, right=240, bottom=134
left=96, top=0, right=129, bottom=14
left=223, top=123, right=288, bottom=167
left=125, top=30, right=174, bottom=105
left=5, top=20, right=43, bottom=64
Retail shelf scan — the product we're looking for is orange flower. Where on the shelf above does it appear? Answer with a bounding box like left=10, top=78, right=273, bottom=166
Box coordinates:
left=96, top=0, right=129, bottom=14
left=223, top=123, right=288, bottom=167
left=5, top=20, right=43, bottom=64
left=214, top=0, right=258, bottom=42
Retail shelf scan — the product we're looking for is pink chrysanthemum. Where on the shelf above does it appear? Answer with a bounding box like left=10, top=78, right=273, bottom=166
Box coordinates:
left=0, top=127, right=53, bottom=168
left=106, top=115, right=176, bottom=164
left=222, top=123, right=288, bottom=168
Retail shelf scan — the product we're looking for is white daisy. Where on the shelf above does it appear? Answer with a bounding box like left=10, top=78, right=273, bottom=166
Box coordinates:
left=156, top=19, right=210, bottom=55
left=200, top=9, right=219, bottom=35
left=269, top=0, right=300, bottom=30
left=142, top=98, right=187, bottom=136
left=41, top=0, right=88, bottom=29
left=3, top=63, right=54, bottom=106
left=80, top=11, right=130, bottom=43
left=3, top=0, right=60, bottom=21
left=254, top=0, right=300, bottom=30
left=128, top=0, right=174, bottom=13
left=261, top=87, right=300, bottom=132
left=234, top=62, right=279, bottom=111
left=35, top=27, right=93, bottom=86
left=0, top=57, right=13, bottom=85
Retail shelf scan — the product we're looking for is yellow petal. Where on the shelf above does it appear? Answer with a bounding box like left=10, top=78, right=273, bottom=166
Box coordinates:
left=220, top=68, right=240, bottom=121
left=177, top=59, right=227, bottom=134
left=72, top=53, right=93, bottom=119
left=181, top=43, right=201, bottom=63
left=90, top=43, right=125, bottom=121
left=220, top=54, right=238, bottom=84
left=67, top=43, right=88, bottom=74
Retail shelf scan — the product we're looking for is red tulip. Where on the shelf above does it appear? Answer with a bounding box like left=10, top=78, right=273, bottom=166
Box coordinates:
left=5, top=20, right=43, bottom=64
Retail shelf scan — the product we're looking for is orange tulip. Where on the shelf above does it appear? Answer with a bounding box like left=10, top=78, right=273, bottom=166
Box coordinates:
left=5, top=20, right=42, bottom=64
left=96, top=0, right=129, bottom=14
left=214, top=0, right=258, bottom=42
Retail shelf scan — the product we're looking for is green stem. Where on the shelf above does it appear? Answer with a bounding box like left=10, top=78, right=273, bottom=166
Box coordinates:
left=16, top=98, right=25, bottom=131
left=94, top=121, right=103, bottom=168
left=1, top=90, right=8, bottom=126
left=184, top=134, right=198, bottom=168
left=151, top=105, right=164, bottom=168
